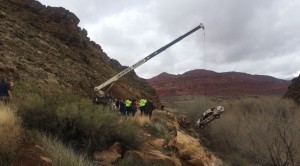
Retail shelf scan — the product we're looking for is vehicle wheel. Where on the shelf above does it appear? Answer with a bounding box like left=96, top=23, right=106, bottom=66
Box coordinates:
left=215, top=114, right=220, bottom=119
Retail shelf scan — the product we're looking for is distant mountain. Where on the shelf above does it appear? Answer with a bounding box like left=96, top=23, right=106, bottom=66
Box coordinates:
left=147, top=69, right=291, bottom=97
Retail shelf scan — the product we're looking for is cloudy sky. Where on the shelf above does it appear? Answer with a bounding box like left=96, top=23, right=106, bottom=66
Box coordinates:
left=38, top=0, right=300, bottom=80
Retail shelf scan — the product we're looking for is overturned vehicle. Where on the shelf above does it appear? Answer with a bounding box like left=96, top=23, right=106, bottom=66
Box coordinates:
left=196, top=106, right=225, bottom=129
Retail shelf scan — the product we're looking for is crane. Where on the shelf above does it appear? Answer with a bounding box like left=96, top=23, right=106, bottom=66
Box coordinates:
left=93, top=23, right=205, bottom=103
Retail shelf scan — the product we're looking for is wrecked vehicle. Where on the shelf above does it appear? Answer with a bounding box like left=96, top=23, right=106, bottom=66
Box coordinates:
left=196, top=106, right=225, bottom=129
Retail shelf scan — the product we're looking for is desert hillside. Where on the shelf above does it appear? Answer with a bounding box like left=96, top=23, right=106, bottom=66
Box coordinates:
left=0, top=1, right=220, bottom=166
left=0, top=0, right=159, bottom=103
left=147, top=69, right=290, bottom=97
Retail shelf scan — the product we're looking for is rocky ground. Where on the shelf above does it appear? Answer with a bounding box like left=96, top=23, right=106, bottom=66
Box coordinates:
left=12, top=109, right=222, bottom=166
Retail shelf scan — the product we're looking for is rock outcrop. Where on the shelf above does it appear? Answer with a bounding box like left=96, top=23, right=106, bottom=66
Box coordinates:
left=93, top=142, right=122, bottom=164
left=284, top=75, right=300, bottom=104
left=0, top=0, right=159, bottom=103
left=147, top=69, right=290, bottom=97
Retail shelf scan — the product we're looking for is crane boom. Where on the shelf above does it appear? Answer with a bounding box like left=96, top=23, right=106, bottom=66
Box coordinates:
left=94, top=23, right=205, bottom=94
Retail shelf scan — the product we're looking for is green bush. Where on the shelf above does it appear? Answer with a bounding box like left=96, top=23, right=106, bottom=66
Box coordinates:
left=14, top=82, right=144, bottom=155
left=37, top=133, right=94, bottom=166
left=144, top=117, right=170, bottom=139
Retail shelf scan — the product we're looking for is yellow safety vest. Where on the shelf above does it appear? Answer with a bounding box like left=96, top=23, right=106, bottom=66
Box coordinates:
left=139, top=99, right=147, bottom=107
left=126, top=100, right=132, bottom=107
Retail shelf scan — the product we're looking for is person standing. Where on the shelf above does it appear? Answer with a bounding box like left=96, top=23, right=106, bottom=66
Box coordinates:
left=125, top=99, right=132, bottom=116
left=139, top=97, right=147, bottom=116
left=115, top=98, right=120, bottom=112
left=145, top=100, right=155, bottom=119
left=119, top=99, right=126, bottom=116
left=131, top=99, right=138, bottom=117
left=0, top=77, right=12, bottom=104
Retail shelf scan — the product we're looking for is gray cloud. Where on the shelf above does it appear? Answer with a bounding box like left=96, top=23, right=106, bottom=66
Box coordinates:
left=38, top=0, right=300, bottom=79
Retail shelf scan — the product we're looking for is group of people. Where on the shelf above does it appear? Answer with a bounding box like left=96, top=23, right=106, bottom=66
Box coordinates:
left=0, top=76, right=12, bottom=104
left=115, top=97, right=155, bottom=119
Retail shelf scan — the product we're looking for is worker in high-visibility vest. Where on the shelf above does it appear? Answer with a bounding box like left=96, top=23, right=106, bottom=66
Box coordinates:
left=125, top=99, right=132, bottom=116
left=139, top=98, right=147, bottom=116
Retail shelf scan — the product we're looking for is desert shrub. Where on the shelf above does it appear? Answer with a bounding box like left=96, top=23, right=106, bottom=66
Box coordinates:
left=176, top=96, right=300, bottom=165
left=117, top=118, right=145, bottom=150
left=21, top=104, right=144, bottom=154
left=14, top=82, right=144, bottom=155
left=209, top=96, right=300, bottom=165
left=37, top=133, right=94, bottom=166
left=133, top=115, right=151, bottom=127
left=0, top=105, right=22, bottom=165
left=144, top=117, right=170, bottom=139
left=13, top=82, right=81, bottom=112
left=223, top=153, right=252, bottom=166
left=175, top=96, right=214, bottom=124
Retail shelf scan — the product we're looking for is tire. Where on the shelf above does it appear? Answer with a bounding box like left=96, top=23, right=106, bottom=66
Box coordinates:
left=215, top=114, right=220, bottom=119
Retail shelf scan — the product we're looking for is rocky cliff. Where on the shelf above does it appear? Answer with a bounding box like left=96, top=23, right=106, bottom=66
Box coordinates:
left=284, top=75, right=300, bottom=104
left=0, top=0, right=159, bottom=102
left=147, top=69, right=290, bottom=97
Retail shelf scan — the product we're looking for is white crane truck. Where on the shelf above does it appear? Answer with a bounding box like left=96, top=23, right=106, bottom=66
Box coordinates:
left=93, top=23, right=205, bottom=104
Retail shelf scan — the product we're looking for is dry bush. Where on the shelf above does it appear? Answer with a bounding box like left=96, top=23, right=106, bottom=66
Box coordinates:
left=0, top=105, right=22, bottom=165
left=209, top=96, right=300, bottom=165
left=37, top=133, right=94, bottom=166
left=132, top=115, right=151, bottom=127
left=13, top=82, right=144, bottom=155
left=175, top=95, right=300, bottom=165
left=176, top=96, right=211, bottom=124
left=144, top=117, right=171, bottom=139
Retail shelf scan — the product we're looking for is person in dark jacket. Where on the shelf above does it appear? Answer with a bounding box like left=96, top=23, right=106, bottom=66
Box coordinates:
left=145, top=100, right=155, bottom=119
left=0, top=77, right=12, bottom=104
left=119, top=99, right=126, bottom=116
left=115, top=98, right=120, bottom=112
left=131, top=99, right=138, bottom=117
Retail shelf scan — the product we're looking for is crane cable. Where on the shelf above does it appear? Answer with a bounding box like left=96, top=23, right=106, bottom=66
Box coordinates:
left=203, top=28, right=207, bottom=110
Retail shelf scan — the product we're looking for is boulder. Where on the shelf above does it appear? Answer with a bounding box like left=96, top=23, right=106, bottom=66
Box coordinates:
left=124, top=142, right=181, bottom=166
left=150, top=138, right=167, bottom=148
left=93, top=142, right=122, bottom=164
left=167, top=131, right=220, bottom=166
left=177, top=115, right=192, bottom=129
left=40, top=156, right=52, bottom=164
